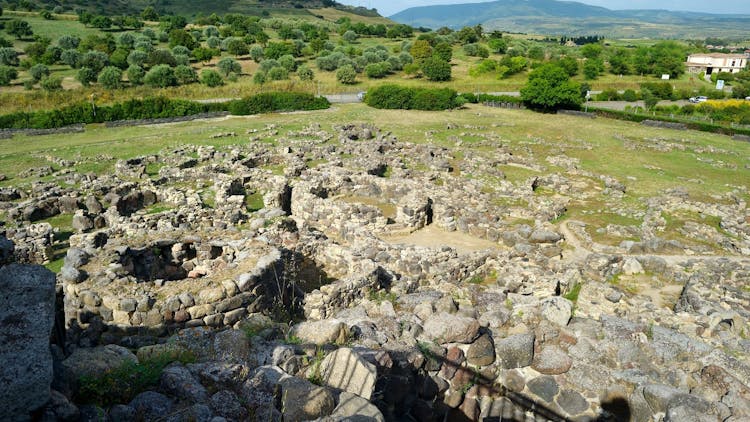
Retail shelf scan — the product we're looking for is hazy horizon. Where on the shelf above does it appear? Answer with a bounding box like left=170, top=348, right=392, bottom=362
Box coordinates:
left=338, top=0, right=750, bottom=17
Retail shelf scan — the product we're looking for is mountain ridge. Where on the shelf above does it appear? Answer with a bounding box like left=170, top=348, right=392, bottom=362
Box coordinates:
left=389, top=0, right=750, bottom=38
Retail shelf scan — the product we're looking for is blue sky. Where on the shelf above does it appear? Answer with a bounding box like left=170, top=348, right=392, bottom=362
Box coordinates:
left=338, top=0, right=750, bottom=17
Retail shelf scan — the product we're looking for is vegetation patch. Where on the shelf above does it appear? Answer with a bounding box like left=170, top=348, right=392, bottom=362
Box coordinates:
left=75, top=350, right=196, bottom=407
left=364, top=84, right=461, bottom=111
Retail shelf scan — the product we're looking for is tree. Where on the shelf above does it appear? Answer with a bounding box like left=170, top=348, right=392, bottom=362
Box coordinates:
left=520, top=63, right=583, bottom=110
left=365, top=62, right=390, bottom=79
left=76, top=67, right=97, bottom=86
left=29, top=63, right=49, bottom=81
left=580, top=43, right=602, bottom=59
left=168, top=29, right=197, bottom=50
left=336, top=64, right=357, bottom=84
left=422, top=56, right=451, bottom=81
left=278, top=54, right=296, bottom=72
left=343, top=30, right=358, bottom=43
left=192, top=47, right=217, bottom=64
left=249, top=45, right=264, bottom=63
left=557, top=56, right=579, bottom=76
left=141, top=6, right=159, bottom=21
left=457, top=26, right=479, bottom=44
left=253, top=71, right=266, bottom=85
left=583, top=58, right=604, bottom=80
left=200, top=69, right=223, bottom=87
left=433, top=42, right=453, bottom=62
left=217, top=57, right=241, bottom=77
left=267, top=66, right=288, bottom=81
left=410, top=40, right=432, bottom=62
left=148, top=49, right=176, bottom=67
left=40, top=75, right=62, bottom=91
left=224, top=38, right=249, bottom=56
left=58, top=35, right=80, bottom=50
left=127, top=65, right=145, bottom=85
left=0, top=66, right=18, bottom=86
left=641, top=88, right=658, bottom=110
left=7, top=20, right=33, bottom=40
left=488, top=38, right=508, bottom=54
left=144, top=64, right=176, bottom=87
left=91, top=16, right=112, bottom=30
left=607, top=48, right=631, bottom=75
left=174, top=64, right=197, bottom=85
left=98, top=66, right=122, bottom=89
left=109, top=48, right=130, bottom=69
left=0, top=47, right=19, bottom=66
left=80, top=51, right=108, bottom=72
left=124, top=51, right=147, bottom=69
left=297, top=64, right=314, bottom=81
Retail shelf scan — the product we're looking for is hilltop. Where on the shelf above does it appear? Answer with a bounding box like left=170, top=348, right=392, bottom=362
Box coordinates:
left=2, top=0, right=383, bottom=19
left=390, top=0, right=750, bottom=38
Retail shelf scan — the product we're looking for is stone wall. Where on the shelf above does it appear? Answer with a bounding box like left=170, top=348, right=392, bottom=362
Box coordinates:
left=0, top=124, right=85, bottom=140
left=61, top=236, right=305, bottom=347
left=0, top=236, right=56, bottom=421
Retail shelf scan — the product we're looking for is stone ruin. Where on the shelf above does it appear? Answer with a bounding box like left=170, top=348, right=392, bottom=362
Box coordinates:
left=1, top=122, right=749, bottom=421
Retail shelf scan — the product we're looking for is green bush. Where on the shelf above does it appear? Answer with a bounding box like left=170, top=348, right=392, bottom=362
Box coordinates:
left=336, top=64, right=357, bottom=84
left=422, top=56, right=451, bottom=81
left=39, top=75, right=62, bottom=91
left=0, top=65, right=17, bottom=86
left=144, top=64, right=176, bottom=88
left=621, top=89, right=638, bottom=102
left=228, top=92, right=329, bottom=115
left=365, top=84, right=460, bottom=110
left=200, top=69, right=223, bottom=87
left=98, top=66, right=123, bottom=89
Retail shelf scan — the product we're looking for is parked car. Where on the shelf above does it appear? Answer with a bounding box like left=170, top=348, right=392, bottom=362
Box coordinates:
left=689, top=96, right=708, bottom=103
left=746, top=96, right=750, bottom=101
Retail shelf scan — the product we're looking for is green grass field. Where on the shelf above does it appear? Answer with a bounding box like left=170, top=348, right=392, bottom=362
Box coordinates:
left=1, top=103, right=748, bottom=252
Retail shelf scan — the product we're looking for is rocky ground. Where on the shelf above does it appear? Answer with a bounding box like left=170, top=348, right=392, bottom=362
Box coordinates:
left=1, top=115, right=749, bottom=421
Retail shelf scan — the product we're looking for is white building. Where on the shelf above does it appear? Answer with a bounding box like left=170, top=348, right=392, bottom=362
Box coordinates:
left=686, top=53, right=748, bottom=75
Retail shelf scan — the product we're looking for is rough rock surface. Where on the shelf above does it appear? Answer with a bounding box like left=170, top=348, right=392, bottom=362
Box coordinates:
left=0, top=263, right=56, bottom=421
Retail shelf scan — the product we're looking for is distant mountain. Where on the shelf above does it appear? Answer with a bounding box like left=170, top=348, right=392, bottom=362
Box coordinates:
left=390, top=0, right=750, bottom=38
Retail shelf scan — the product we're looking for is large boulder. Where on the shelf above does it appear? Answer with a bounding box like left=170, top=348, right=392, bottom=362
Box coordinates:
left=62, top=344, right=138, bottom=392
left=290, top=320, right=349, bottom=346
left=320, top=348, right=377, bottom=400
left=421, top=312, right=480, bottom=344
left=278, top=376, right=335, bottom=421
left=0, top=264, right=56, bottom=421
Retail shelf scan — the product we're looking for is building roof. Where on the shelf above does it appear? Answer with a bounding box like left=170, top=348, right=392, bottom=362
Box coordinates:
left=687, top=53, right=747, bottom=59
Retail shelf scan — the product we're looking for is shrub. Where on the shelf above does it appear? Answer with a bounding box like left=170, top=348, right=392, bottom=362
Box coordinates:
left=297, top=65, right=314, bottom=81
left=365, top=84, right=459, bottom=110
left=148, top=48, right=176, bottom=67
left=278, top=54, right=296, bottom=72
left=81, top=51, right=108, bottom=72
left=0, top=65, right=18, bottom=86
left=29, top=64, right=50, bottom=81
left=336, top=64, right=357, bottom=84
left=422, top=56, right=451, bottom=81
left=267, top=66, right=288, bottom=81
left=622, top=89, right=638, bottom=102
left=217, top=57, right=241, bottom=77
left=39, top=75, right=62, bottom=91
left=463, top=43, right=489, bottom=58
left=174, top=65, right=197, bottom=85
left=58, top=35, right=80, bottom=50
left=144, top=64, right=176, bottom=88
left=227, top=92, right=330, bottom=115
left=76, top=67, right=97, bottom=86
left=253, top=71, right=267, bottom=85
left=365, top=62, right=390, bottom=79
left=98, top=66, right=123, bottom=89
left=200, top=69, right=223, bottom=87
left=127, top=65, right=145, bottom=85
left=0, top=47, right=19, bottom=66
